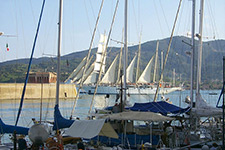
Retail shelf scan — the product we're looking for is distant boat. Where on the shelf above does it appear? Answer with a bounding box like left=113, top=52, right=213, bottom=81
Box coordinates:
left=67, top=36, right=182, bottom=96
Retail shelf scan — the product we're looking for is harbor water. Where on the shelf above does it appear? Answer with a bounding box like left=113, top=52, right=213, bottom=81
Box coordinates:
left=0, top=89, right=222, bottom=144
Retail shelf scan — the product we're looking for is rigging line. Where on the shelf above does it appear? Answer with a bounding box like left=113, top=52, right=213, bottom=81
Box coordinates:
left=84, top=0, right=94, bottom=36
left=15, top=0, right=46, bottom=126
left=70, top=0, right=105, bottom=118
left=169, top=0, right=185, bottom=67
left=205, top=2, right=223, bottom=56
left=159, top=0, right=170, bottom=33
left=153, top=0, right=164, bottom=37
left=44, top=86, right=51, bottom=122
left=153, top=0, right=183, bottom=102
left=131, top=0, right=140, bottom=39
left=18, top=1, right=28, bottom=58
left=29, top=0, right=37, bottom=26
left=89, top=0, right=101, bottom=36
left=174, top=0, right=184, bottom=36
left=206, top=1, right=218, bottom=39
left=88, top=0, right=120, bottom=115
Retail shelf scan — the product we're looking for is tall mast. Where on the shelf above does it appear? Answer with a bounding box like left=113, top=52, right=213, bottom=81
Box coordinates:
left=123, top=0, right=128, bottom=106
left=136, top=33, right=142, bottom=83
left=56, top=0, right=63, bottom=105
left=161, top=51, right=163, bottom=82
left=196, top=0, right=204, bottom=96
left=153, top=40, right=159, bottom=83
left=190, top=0, right=195, bottom=107
left=117, top=29, right=124, bottom=83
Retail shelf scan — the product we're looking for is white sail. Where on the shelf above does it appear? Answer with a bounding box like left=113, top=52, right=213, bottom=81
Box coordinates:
left=83, top=62, right=99, bottom=84
left=137, top=55, right=155, bottom=83
left=100, top=55, right=119, bottom=84
left=64, top=57, right=87, bottom=83
left=94, top=34, right=107, bottom=74
left=71, top=56, right=93, bottom=83
left=121, top=55, right=137, bottom=83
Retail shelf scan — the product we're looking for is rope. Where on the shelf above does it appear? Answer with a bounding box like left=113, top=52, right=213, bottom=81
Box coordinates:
left=88, top=0, right=120, bottom=115
left=153, top=0, right=183, bottom=102
left=15, top=0, right=46, bottom=126
left=70, top=0, right=105, bottom=118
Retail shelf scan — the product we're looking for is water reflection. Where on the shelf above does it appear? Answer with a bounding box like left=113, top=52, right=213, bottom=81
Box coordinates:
left=0, top=90, right=220, bottom=127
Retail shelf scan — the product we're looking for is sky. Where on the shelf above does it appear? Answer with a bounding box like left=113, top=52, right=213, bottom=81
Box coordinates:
left=0, top=0, right=225, bottom=62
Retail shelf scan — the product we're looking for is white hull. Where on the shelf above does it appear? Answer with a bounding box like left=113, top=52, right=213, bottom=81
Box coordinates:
left=82, top=85, right=182, bottom=96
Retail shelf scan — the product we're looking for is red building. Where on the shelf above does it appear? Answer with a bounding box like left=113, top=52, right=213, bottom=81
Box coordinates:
left=28, top=72, right=57, bottom=83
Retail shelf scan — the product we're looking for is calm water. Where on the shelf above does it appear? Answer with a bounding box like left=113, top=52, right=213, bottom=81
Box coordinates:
left=0, top=89, right=222, bottom=143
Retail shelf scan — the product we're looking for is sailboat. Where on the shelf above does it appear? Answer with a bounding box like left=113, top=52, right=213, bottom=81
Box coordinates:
left=83, top=1, right=191, bottom=149
left=189, top=0, right=222, bottom=117
left=27, top=0, right=75, bottom=146
left=68, top=40, right=182, bottom=97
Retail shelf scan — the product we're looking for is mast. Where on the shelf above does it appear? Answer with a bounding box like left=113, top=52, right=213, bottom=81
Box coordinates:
left=117, top=29, right=124, bottom=83
left=173, top=68, right=175, bottom=86
left=161, top=51, right=163, bottom=82
left=196, top=0, right=204, bottom=96
left=190, top=0, right=195, bottom=107
left=135, top=33, right=142, bottom=83
left=153, top=40, right=159, bottom=83
left=56, top=0, right=63, bottom=106
left=123, top=0, right=128, bottom=106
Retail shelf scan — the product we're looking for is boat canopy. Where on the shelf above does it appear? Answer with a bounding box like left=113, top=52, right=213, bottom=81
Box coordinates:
left=127, top=101, right=190, bottom=115
left=0, top=118, right=29, bottom=135
left=53, top=104, right=74, bottom=130
left=65, top=119, right=118, bottom=139
left=101, top=111, right=174, bottom=122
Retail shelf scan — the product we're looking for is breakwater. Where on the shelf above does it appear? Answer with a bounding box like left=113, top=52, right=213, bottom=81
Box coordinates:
left=0, top=83, right=77, bottom=100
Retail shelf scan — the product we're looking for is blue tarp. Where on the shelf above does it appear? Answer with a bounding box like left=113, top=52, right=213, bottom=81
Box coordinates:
left=127, top=101, right=190, bottom=115
left=53, top=104, right=74, bottom=130
left=0, top=118, right=29, bottom=135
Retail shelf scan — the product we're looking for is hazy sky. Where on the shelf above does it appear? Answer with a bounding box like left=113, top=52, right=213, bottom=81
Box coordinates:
left=0, top=0, right=224, bottom=62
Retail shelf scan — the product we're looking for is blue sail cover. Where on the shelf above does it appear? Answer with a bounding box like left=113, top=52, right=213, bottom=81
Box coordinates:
left=127, top=101, right=190, bottom=115
left=0, top=118, right=29, bottom=135
left=53, top=104, right=74, bottom=130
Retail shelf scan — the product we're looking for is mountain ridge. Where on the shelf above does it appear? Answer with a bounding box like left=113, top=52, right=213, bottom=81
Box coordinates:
left=0, top=36, right=224, bottom=89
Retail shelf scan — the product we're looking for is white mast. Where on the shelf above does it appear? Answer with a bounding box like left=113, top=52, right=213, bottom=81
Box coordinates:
left=153, top=41, right=159, bottom=83
left=190, top=0, right=196, bottom=107
left=117, top=29, right=124, bottom=83
left=161, top=51, right=164, bottom=82
left=196, top=0, right=204, bottom=96
left=173, top=68, right=175, bottom=86
left=136, top=33, right=142, bottom=83
left=123, top=0, right=128, bottom=105
left=56, top=0, right=63, bottom=105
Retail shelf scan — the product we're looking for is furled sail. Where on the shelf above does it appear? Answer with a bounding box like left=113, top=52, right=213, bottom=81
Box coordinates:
left=53, top=104, right=74, bottom=130
left=137, top=55, right=155, bottom=83
left=0, top=118, right=29, bottom=135
left=100, top=55, right=119, bottom=84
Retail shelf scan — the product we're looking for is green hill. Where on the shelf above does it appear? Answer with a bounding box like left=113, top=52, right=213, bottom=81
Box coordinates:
left=0, top=36, right=224, bottom=89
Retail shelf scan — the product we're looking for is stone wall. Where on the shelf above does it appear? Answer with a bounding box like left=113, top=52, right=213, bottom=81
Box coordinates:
left=0, top=83, right=77, bottom=100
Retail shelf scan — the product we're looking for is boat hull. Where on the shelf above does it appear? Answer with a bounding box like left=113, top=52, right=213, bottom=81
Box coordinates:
left=82, top=85, right=182, bottom=96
